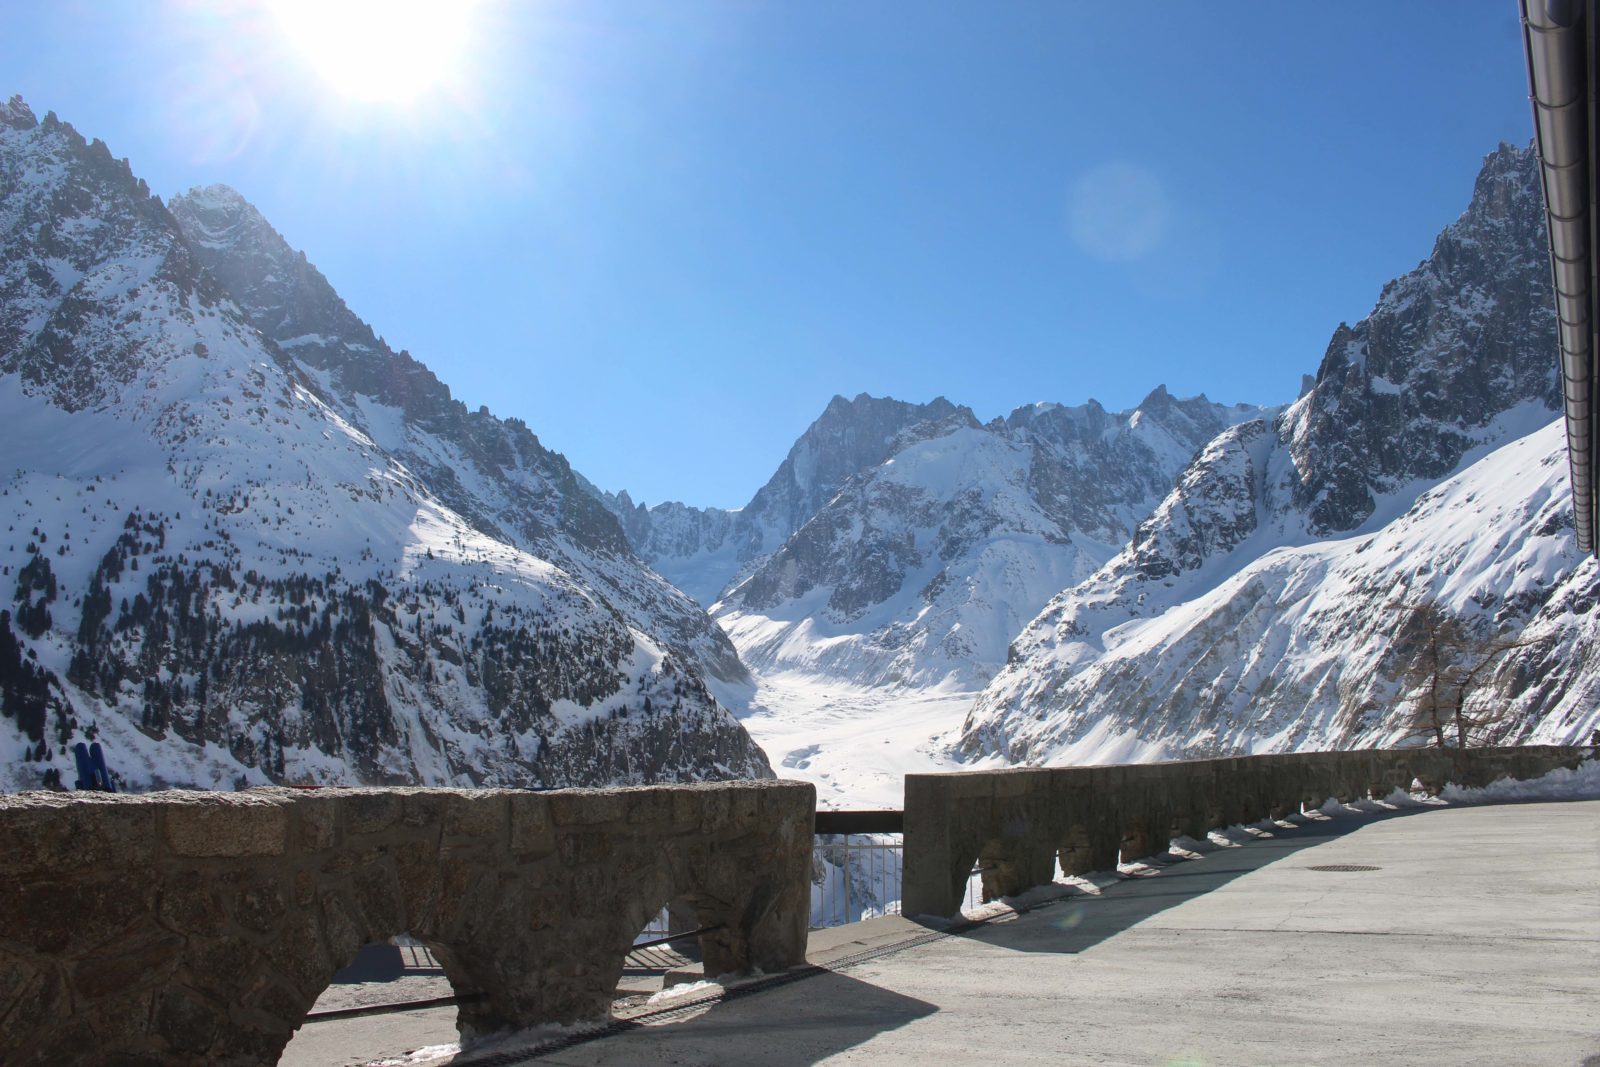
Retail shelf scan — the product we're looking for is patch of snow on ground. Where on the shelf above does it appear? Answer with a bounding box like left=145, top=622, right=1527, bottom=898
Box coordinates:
left=362, top=1044, right=460, bottom=1066
left=644, top=979, right=724, bottom=1005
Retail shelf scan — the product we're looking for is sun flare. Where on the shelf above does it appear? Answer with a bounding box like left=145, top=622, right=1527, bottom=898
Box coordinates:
left=270, top=0, right=479, bottom=103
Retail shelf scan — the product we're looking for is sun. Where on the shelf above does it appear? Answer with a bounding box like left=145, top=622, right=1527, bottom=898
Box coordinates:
left=270, top=0, right=480, bottom=103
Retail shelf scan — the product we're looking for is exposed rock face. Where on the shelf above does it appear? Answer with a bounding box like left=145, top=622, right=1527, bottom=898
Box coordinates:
left=605, top=384, right=1262, bottom=690
left=710, top=389, right=1264, bottom=688
left=0, top=102, right=224, bottom=414
left=962, top=144, right=1596, bottom=764
left=1281, top=144, right=1558, bottom=533
left=597, top=393, right=964, bottom=606
left=735, top=393, right=968, bottom=559
left=0, top=97, right=770, bottom=790
left=1118, top=419, right=1273, bottom=583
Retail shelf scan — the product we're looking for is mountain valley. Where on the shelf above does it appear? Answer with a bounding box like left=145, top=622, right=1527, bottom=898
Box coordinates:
left=2, top=94, right=1596, bottom=802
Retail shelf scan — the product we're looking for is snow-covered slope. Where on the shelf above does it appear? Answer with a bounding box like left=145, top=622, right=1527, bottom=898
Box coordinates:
left=599, top=393, right=963, bottom=605
left=601, top=386, right=1267, bottom=692
left=165, top=184, right=747, bottom=686
left=959, top=420, right=1599, bottom=763
left=714, top=389, right=1264, bottom=689
left=0, top=97, right=769, bottom=790
left=962, top=143, right=1591, bottom=763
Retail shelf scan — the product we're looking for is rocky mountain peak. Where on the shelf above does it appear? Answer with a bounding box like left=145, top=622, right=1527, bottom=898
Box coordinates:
left=2, top=94, right=36, bottom=130
left=708, top=382, right=1265, bottom=688
left=1467, top=141, right=1543, bottom=222
left=0, top=105, right=239, bottom=415
left=174, top=182, right=253, bottom=214
left=808, top=392, right=965, bottom=443
left=168, top=186, right=392, bottom=373
left=738, top=392, right=974, bottom=552
left=1138, top=383, right=1172, bottom=408
left=1280, top=142, right=1555, bottom=534
left=593, top=392, right=983, bottom=608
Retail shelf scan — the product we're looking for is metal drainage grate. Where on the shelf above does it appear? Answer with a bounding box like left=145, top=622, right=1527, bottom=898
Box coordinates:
left=1305, top=864, right=1382, bottom=872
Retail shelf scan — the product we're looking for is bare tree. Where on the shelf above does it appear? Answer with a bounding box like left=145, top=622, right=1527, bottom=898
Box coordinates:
left=1391, top=600, right=1530, bottom=749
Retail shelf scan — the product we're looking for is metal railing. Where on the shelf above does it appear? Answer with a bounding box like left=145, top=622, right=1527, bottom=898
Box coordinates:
left=808, top=811, right=995, bottom=927
left=811, top=810, right=903, bottom=928
left=811, top=833, right=903, bottom=927
left=636, top=907, right=672, bottom=942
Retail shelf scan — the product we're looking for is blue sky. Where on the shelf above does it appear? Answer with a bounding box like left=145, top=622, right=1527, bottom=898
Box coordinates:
left=5, top=2, right=1535, bottom=508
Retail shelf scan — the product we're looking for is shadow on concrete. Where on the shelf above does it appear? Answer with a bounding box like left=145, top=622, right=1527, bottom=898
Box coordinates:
left=615, top=943, right=696, bottom=996
left=485, top=799, right=1600, bottom=1065
left=505, top=816, right=1383, bottom=1063
left=462, top=969, right=938, bottom=1066
left=939, top=807, right=1424, bottom=957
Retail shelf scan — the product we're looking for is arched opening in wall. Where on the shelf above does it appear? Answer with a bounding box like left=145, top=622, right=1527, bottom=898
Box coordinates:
left=615, top=896, right=709, bottom=1007
left=973, top=840, right=1025, bottom=903
left=1410, top=773, right=1443, bottom=798
left=278, top=933, right=472, bottom=1066
left=1117, top=815, right=1153, bottom=867
left=1202, top=800, right=1228, bottom=837
left=1057, top=823, right=1095, bottom=878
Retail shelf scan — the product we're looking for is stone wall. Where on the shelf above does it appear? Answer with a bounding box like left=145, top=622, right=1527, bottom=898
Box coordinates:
left=901, top=745, right=1591, bottom=917
left=0, top=780, right=815, bottom=1066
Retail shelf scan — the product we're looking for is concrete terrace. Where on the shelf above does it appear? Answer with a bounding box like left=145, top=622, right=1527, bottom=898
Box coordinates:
left=289, top=796, right=1600, bottom=1067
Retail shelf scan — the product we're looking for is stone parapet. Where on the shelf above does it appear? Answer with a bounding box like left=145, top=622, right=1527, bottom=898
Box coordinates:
left=900, top=745, right=1591, bottom=917
left=0, top=779, right=815, bottom=1066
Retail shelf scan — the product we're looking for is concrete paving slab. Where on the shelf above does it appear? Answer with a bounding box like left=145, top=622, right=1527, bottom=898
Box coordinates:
left=524, top=800, right=1600, bottom=1067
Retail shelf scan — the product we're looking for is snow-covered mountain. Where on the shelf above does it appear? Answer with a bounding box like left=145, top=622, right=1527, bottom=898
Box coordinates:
left=165, top=184, right=746, bottom=687
left=961, top=143, right=1598, bottom=763
left=599, top=393, right=964, bottom=605
left=709, top=389, right=1264, bottom=689
left=0, top=96, right=769, bottom=791
left=8, top=90, right=1578, bottom=798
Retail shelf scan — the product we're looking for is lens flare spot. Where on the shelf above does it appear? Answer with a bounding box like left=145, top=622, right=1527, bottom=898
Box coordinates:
left=1067, top=162, right=1172, bottom=263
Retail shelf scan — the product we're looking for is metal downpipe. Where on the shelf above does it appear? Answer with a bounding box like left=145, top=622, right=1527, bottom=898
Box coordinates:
left=1524, top=0, right=1597, bottom=554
